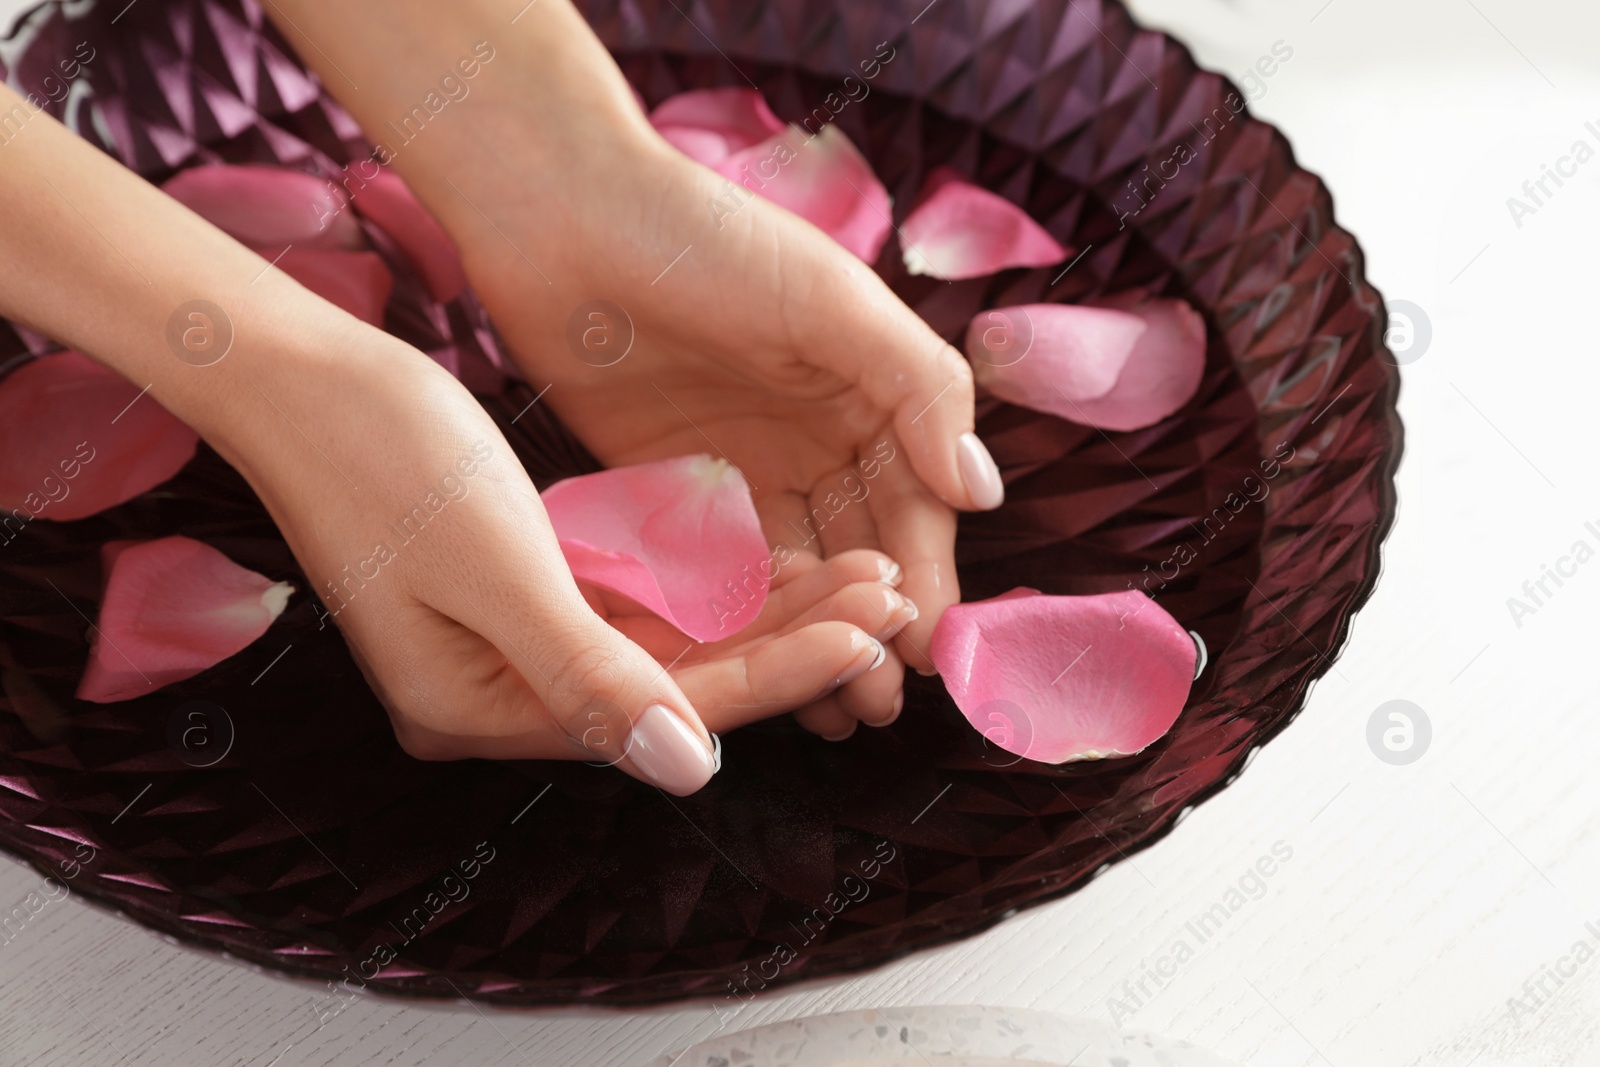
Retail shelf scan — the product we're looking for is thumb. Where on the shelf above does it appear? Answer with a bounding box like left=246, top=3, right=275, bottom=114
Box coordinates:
left=534, top=609, right=720, bottom=796
left=432, top=565, right=719, bottom=796
left=767, top=217, right=1004, bottom=513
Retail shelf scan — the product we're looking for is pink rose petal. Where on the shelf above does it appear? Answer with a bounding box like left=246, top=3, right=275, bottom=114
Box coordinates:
left=717, top=126, right=892, bottom=262
left=342, top=165, right=467, bottom=303
left=931, top=588, right=1195, bottom=763
left=967, top=297, right=1207, bottom=431
left=76, top=536, right=294, bottom=703
left=541, top=454, right=770, bottom=641
left=267, top=248, right=393, bottom=326
left=900, top=167, right=1070, bottom=280
left=0, top=351, right=198, bottom=522
left=162, top=163, right=362, bottom=251
left=649, top=88, right=785, bottom=166
left=651, top=88, right=892, bottom=262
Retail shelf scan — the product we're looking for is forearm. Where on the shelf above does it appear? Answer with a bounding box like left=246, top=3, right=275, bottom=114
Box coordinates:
left=260, top=0, right=659, bottom=238
left=0, top=83, right=401, bottom=472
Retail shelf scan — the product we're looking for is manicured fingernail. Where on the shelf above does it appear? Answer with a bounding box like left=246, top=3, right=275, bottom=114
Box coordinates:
left=833, top=634, right=885, bottom=688
left=877, top=594, right=919, bottom=640
left=710, top=732, right=723, bottom=774
left=878, top=559, right=903, bottom=586
left=957, top=432, right=1004, bottom=509
left=820, top=721, right=858, bottom=742
left=864, top=687, right=905, bottom=729
left=915, top=665, right=939, bottom=677
left=625, top=704, right=716, bottom=795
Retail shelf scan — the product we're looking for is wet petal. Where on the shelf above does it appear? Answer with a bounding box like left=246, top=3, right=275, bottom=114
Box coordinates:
left=901, top=167, right=1069, bottom=280
left=343, top=165, right=467, bottom=303
left=0, top=351, right=198, bottom=522
left=76, top=536, right=294, bottom=703
left=716, top=125, right=892, bottom=262
left=649, top=88, right=786, bottom=166
left=269, top=248, right=393, bottom=326
left=930, top=588, right=1195, bottom=763
left=967, top=297, right=1207, bottom=431
left=162, top=163, right=362, bottom=250
left=541, top=455, right=770, bottom=641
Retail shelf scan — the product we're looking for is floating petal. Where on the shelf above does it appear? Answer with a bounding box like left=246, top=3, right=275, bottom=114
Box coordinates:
left=930, top=588, right=1195, bottom=763
left=269, top=248, right=393, bottom=326
left=76, top=536, right=293, bottom=703
left=649, top=87, right=785, bottom=165
left=162, top=163, right=361, bottom=250
left=344, top=165, right=467, bottom=303
left=968, top=297, right=1207, bottom=431
left=901, top=167, right=1069, bottom=279
left=0, top=352, right=197, bottom=522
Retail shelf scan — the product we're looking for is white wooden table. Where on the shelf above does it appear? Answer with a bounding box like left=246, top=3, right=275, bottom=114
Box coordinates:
left=3, top=0, right=1598, bottom=1063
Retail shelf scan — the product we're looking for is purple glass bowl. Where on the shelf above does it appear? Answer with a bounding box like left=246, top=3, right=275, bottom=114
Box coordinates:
left=0, top=0, right=1400, bottom=1005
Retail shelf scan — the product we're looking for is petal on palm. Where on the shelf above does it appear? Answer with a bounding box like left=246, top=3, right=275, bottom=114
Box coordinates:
left=162, top=163, right=362, bottom=250
left=343, top=165, right=467, bottom=303
left=649, top=88, right=786, bottom=166
left=541, top=455, right=770, bottom=641
left=901, top=167, right=1069, bottom=280
left=0, top=351, right=198, bottom=522
left=76, top=536, right=294, bottom=703
left=930, top=588, right=1194, bottom=763
left=718, top=125, right=892, bottom=262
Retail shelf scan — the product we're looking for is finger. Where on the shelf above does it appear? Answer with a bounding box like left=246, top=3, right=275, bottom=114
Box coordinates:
left=762, top=579, right=918, bottom=647
left=835, top=642, right=905, bottom=728
left=671, top=622, right=886, bottom=734
left=794, top=696, right=858, bottom=741
left=748, top=549, right=900, bottom=633
left=423, top=505, right=719, bottom=796
left=777, top=235, right=1002, bottom=512
left=865, top=447, right=959, bottom=675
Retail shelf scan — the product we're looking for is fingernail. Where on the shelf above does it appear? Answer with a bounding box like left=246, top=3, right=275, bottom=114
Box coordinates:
left=864, top=687, right=904, bottom=728
left=957, top=432, right=1004, bottom=510
left=877, top=594, right=919, bottom=640
left=833, top=634, right=885, bottom=688
left=820, top=722, right=858, bottom=742
left=710, top=732, right=723, bottom=774
left=915, top=665, right=939, bottom=678
left=878, top=559, right=903, bottom=587
left=625, top=704, right=717, bottom=795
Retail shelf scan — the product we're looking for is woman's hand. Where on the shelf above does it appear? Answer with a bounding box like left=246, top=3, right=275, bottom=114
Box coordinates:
left=0, top=79, right=911, bottom=793
left=260, top=0, right=1006, bottom=740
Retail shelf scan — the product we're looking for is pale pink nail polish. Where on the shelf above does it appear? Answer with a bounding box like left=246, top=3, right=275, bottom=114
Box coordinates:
left=833, top=636, right=885, bottom=688
left=625, top=704, right=717, bottom=795
left=957, top=432, right=1004, bottom=509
